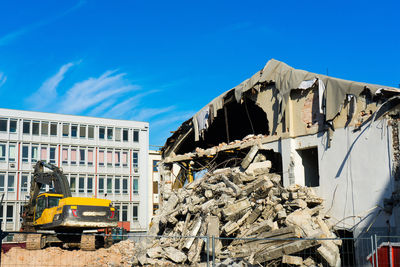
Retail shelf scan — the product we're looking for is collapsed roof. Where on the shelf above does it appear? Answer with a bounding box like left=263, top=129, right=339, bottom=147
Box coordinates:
left=162, top=59, right=399, bottom=158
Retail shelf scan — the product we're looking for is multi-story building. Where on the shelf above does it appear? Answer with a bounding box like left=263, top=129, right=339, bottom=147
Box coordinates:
left=148, top=150, right=161, bottom=220
left=0, top=108, right=149, bottom=233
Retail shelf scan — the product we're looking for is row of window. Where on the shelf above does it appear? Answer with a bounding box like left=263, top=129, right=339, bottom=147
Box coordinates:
left=0, top=143, right=139, bottom=170
left=0, top=118, right=140, bottom=142
left=0, top=173, right=140, bottom=196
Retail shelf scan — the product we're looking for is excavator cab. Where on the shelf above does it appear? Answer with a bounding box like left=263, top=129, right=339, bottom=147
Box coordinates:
left=33, top=193, right=63, bottom=226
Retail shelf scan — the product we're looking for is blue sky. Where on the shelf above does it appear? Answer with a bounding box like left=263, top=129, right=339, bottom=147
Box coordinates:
left=0, top=1, right=399, bottom=147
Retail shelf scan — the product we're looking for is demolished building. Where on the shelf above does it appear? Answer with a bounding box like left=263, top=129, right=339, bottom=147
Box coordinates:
left=159, top=59, right=400, bottom=263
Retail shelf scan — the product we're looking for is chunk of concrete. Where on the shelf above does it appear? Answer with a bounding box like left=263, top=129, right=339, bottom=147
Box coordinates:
left=146, top=246, right=164, bottom=258
left=163, top=247, right=187, bottom=263
left=222, top=198, right=251, bottom=220
left=245, top=161, right=271, bottom=176
left=282, top=255, right=303, bottom=265
left=241, top=146, right=259, bottom=169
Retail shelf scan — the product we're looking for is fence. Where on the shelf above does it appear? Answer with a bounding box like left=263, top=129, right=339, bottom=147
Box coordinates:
left=0, top=232, right=399, bottom=266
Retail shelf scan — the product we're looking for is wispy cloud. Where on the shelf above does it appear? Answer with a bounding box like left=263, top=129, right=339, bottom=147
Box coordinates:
left=0, top=0, right=85, bottom=46
left=0, top=72, right=7, bottom=88
left=134, top=106, right=176, bottom=121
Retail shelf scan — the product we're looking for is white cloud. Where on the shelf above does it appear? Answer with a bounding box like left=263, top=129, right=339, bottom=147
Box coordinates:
left=0, top=72, right=7, bottom=88
left=134, top=106, right=176, bottom=121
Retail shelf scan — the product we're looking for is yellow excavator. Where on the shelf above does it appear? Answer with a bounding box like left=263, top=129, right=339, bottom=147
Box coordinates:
left=20, top=161, right=118, bottom=250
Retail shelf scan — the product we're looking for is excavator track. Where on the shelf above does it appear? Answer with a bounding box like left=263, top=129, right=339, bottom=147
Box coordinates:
left=80, top=235, right=96, bottom=251
left=26, top=234, right=45, bottom=250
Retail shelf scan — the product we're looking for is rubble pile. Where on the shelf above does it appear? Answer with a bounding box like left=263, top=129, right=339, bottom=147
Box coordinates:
left=139, top=150, right=342, bottom=266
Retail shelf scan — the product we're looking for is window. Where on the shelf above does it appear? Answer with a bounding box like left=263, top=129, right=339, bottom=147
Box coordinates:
left=62, top=148, right=68, bottom=164
left=107, top=178, right=112, bottom=194
left=115, top=128, right=121, bottom=141
left=107, top=150, right=112, bottom=166
left=0, top=143, right=6, bottom=161
left=132, top=152, right=138, bottom=172
left=32, top=121, right=40, bottom=135
left=79, top=176, right=85, bottom=193
left=71, top=148, right=77, bottom=165
left=31, top=146, right=39, bottom=162
left=22, top=145, right=29, bottom=162
left=0, top=119, right=7, bottom=132
left=79, top=125, right=86, bottom=138
left=9, top=144, right=16, bottom=162
left=297, top=147, right=320, bottom=187
left=50, top=147, right=56, bottom=164
left=48, top=196, right=61, bottom=208
left=21, top=174, right=28, bottom=192
left=115, top=151, right=120, bottom=167
left=70, top=176, right=76, bottom=193
left=115, top=178, right=120, bottom=194
left=41, top=122, right=49, bottom=136
left=35, top=197, right=45, bottom=220
left=88, top=149, right=93, bottom=166
left=0, top=206, right=2, bottom=224
left=153, top=181, right=158, bottom=194
left=132, top=205, right=138, bottom=221
left=23, top=120, right=30, bottom=134
left=133, top=130, right=139, bottom=142
left=123, top=129, right=128, bottom=141
left=99, top=150, right=104, bottom=166
left=10, top=119, right=17, bottom=133
left=62, top=123, right=69, bottom=137
left=71, top=125, right=77, bottom=137
left=6, top=205, right=13, bottom=222
left=122, top=178, right=128, bottom=194
left=40, top=147, right=47, bottom=161
left=153, top=160, right=159, bottom=172
left=99, top=127, right=105, bottom=139
left=122, top=151, right=128, bottom=167
left=79, top=149, right=85, bottom=165
left=50, top=122, right=57, bottom=136
left=8, top=174, right=14, bottom=192
left=133, top=178, right=138, bottom=195
left=88, top=126, right=94, bottom=139
left=87, top=176, right=93, bottom=193
left=99, top=176, right=105, bottom=194
left=122, top=205, right=128, bottom=221
left=153, top=204, right=159, bottom=215
left=107, top=128, right=113, bottom=140
left=0, top=173, right=4, bottom=192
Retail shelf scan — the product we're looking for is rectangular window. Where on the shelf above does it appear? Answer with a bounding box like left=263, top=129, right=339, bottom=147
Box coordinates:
left=70, top=176, right=76, bottom=193
left=88, top=126, right=94, bottom=139
left=79, top=176, right=85, bottom=193
left=41, top=147, right=47, bottom=161
left=133, top=178, right=138, bottom=195
left=107, top=178, right=112, bottom=194
left=99, top=127, right=105, bottom=139
left=122, top=151, right=128, bottom=167
left=153, top=160, right=159, bottom=172
left=107, top=150, right=112, bottom=166
left=22, top=145, right=29, bottom=162
left=23, top=120, right=30, bottom=134
left=41, top=122, right=49, bottom=136
left=6, top=205, right=13, bottom=222
left=9, top=144, right=16, bottom=162
left=21, top=174, right=28, bottom=192
left=8, top=174, right=14, bottom=192
left=153, top=181, right=158, bottom=194
left=115, top=151, right=120, bottom=167
left=122, top=178, right=128, bottom=194
left=62, top=148, right=68, bottom=164
left=99, top=150, right=104, bottom=166
left=123, top=129, right=128, bottom=141
left=31, top=146, right=39, bottom=162
left=98, top=176, right=104, bottom=194
left=50, top=122, right=57, bottom=136
left=133, top=152, right=138, bottom=172
left=50, top=147, right=56, bottom=164
left=62, top=123, right=69, bottom=137
left=32, top=121, right=40, bottom=135
left=0, top=143, right=6, bottom=161
left=297, top=147, right=320, bottom=187
left=87, top=176, right=93, bottom=193
left=71, top=125, right=77, bottom=137
left=107, top=128, right=113, bottom=140
left=132, top=205, right=138, bottom=221
left=79, top=125, right=86, bottom=138
left=153, top=204, right=159, bottom=215
left=0, top=206, right=2, bottom=224
left=0, top=119, right=7, bottom=132
left=133, top=130, right=139, bottom=142
left=0, top=173, right=4, bottom=192
left=115, top=178, right=120, bottom=194
left=122, top=205, right=128, bottom=221
left=79, top=149, right=85, bottom=165
left=115, top=128, right=121, bottom=141
left=88, top=149, right=93, bottom=166
left=71, top=148, right=77, bottom=165
left=10, top=119, right=17, bottom=133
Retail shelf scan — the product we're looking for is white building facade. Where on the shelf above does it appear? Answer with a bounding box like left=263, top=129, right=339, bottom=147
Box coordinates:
left=0, top=108, right=149, bottom=233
